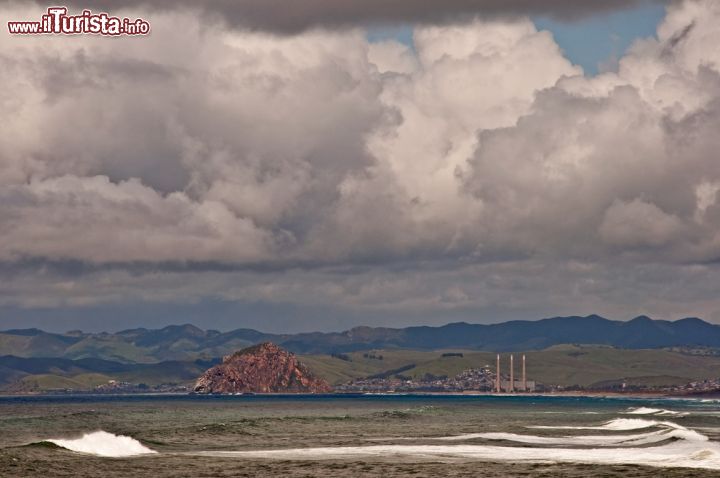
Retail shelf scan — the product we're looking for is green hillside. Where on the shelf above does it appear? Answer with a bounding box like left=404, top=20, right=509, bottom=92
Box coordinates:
left=301, top=345, right=720, bottom=388
left=0, top=356, right=215, bottom=393
left=8, top=373, right=113, bottom=393
left=63, top=337, right=158, bottom=363
left=2, top=344, right=720, bottom=393
left=6, top=316, right=720, bottom=364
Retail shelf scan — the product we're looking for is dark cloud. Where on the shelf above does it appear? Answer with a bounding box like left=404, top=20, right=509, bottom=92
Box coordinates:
left=25, top=0, right=667, bottom=32
left=1, top=259, right=719, bottom=333
left=2, top=1, right=720, bottom=331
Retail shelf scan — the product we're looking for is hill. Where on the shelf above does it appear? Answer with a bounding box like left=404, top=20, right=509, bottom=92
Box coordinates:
left=194, top=342, right=331, bottom=394
left=3, top=315, right=720, bottom=362
left=301, top=345, right=720, bottom=388
left=2, top=345, right=720, bottom=392
left=0, top=355, right=219, bottom=393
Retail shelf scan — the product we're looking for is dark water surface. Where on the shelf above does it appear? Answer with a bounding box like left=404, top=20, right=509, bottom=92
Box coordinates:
left=1, top=394, right=720, bottom=477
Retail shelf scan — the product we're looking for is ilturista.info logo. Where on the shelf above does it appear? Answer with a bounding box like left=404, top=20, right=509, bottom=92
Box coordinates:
left=8, top=6, right=150, bottom=36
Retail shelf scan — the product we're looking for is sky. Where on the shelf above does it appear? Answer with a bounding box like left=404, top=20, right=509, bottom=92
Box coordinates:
left=534, top=3, right=667, bottom=74
left=369, top=3, right=667, bottom=75
left=3, top=0, right=720, bottom=334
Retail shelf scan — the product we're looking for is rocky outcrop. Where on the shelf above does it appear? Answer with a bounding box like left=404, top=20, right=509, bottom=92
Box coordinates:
left=193, top=342, right=331, bottom=394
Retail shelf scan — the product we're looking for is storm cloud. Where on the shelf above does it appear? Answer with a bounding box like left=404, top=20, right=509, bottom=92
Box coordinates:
left=2, top=1, right=720, bottom=330
left=18, top=0, right=667, bottom=32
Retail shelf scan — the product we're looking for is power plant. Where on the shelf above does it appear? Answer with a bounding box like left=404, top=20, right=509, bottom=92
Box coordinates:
left=495, top=354, right=535, bottom=393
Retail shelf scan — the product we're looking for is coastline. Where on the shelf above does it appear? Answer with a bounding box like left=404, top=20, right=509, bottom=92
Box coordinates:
left=1, top=390, right=714, bottom=400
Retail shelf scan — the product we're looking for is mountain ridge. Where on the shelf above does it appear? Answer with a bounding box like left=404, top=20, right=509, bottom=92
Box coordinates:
left=2, top=314, right=720, bottom=362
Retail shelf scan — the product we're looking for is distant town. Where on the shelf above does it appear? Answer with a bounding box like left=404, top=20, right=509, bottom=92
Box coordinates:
left=84, top=351, right=720, bottom=396
left=88, top=370, right=720, bottom=396
left=335, top=366, right=538, bottom=393
left=336, top=354, right=538, bottom=393
left=335, top=370, right=720, bottom=395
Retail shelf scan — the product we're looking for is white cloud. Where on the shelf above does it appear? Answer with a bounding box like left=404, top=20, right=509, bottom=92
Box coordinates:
left=3, top=1, right=720, bottom=325
left=0, top=175, right=272, bottom=262
left=462, top=0, right=720, bottom=263
left=599, top=199, right=683, bottom=247
left=21, top=0, right=663, bottom=33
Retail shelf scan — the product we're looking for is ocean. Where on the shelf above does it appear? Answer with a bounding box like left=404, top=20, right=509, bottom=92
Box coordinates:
left=1, top=394, right=720, bottom=477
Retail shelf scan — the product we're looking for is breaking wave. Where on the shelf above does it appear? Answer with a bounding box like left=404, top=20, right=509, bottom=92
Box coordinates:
left=625, top=407, right=687, bottom=417
left=43, top=431, right=157, bottom=457
left=436, top=428, right=704, bottom=447
left=528, top=418, right=678, bottom=431
left=627, top=407, right=665, bottom=415
left=195, top=418, right=720, bottom=470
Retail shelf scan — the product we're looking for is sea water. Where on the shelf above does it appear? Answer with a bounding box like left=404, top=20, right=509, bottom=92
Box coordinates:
left=1, top=394, right=720, bottom=477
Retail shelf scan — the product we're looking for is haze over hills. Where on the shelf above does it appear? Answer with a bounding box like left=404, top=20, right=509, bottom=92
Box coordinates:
left=3, top=315, right=720, bottom=392
left=2, top=343, right=720, bottom=393
left=0, top=355, right=219, bottom=393
left=2, top=315, right=720, bottom=362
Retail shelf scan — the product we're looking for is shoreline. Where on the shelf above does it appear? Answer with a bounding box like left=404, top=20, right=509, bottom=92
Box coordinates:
left=1, top=390, right=717, bottom=400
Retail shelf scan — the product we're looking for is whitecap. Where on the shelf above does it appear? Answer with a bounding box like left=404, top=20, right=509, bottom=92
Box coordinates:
left=194, top=418, right=720, bottom=470
left=45, top=431, right=157, bottom=457
left=625, top=407, right=687, bottom=417
left=436, top=427, right=704, bottom=447
left=627, top=407, right=664, bottom=415
left=195, top=441, right=720, bottom=470
left=528, top=418, right=676, bottom=431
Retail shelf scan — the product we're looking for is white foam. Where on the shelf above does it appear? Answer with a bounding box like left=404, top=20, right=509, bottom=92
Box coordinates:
left=196, top=441, right=720, bottom=470
left=46, top=431, right=157, bottom=457
left=436, top=428, right=704, bottom=447
left=627, top=407, right=664, bottom=415
left=626, top=407, right=686, bottom=417
left=528, top=418, right=675, bottom=431
left=542, top=411, right=599, bottom=415
left=194, top=419, right=720, bottom=470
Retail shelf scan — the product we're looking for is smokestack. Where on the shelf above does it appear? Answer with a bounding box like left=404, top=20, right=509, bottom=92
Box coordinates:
left=509, top=354, right=514, bottom=393
left=496, top=354, right=501, bottom=393
left=522, top=354, right=527, bottom=392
